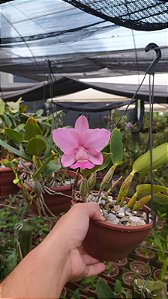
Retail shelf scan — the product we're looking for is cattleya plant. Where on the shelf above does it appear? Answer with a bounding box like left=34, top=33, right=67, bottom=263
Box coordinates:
left=53, top=115, right=168, bottom=214
left=0, top=114, right=64, bottom=209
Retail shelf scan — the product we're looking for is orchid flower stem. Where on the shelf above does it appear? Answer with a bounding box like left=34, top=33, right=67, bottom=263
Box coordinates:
left=105, top=175, right=122, bottom=197
left=72, top=168, right=80, bottom=200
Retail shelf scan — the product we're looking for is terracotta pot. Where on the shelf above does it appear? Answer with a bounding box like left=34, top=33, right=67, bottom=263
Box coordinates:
left=115, top=258, right=128, bottom=268
left=135, top=246, right=155, bottom=262
left=0, top=162, right=32, bottom=197
left=83, top=204, right=154, bottom=261
left=114, top=258, right=128, bottom=274
left=100, top=263, right=120, bottom=281
left=19, top=170, right=82, bottom=216
left=153, top=269, right=168, bottom=284
left=122, top=271, right=143, bottom=287
left=0, top=166, right=19, bottom=196
left=130, top=260, right=151, bottom=276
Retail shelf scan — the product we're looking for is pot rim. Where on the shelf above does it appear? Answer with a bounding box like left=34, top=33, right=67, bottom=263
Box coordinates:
left=130, top=260, right=151, bottom=274
left=18, top=169, right=82, bottom=192
left=0, top=162, right=31, bottom=172
left=90, top=218, right=153, bottom=231
left=0, top=166, right=13, bottom=172
left=90, top=203, right=154, bottom=231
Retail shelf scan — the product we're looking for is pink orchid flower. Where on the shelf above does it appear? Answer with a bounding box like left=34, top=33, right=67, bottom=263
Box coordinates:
left=52, top=115, right=111, bottom=169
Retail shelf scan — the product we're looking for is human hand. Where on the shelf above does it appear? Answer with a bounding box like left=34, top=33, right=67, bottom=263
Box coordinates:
left=47, top=202, right=106, bottom=282
left=1, top=202, right=105, bottom=299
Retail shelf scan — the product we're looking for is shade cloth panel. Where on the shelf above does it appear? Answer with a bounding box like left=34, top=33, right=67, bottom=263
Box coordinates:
left=1, top=0, right=168, bottom=82
left=0, top=0, right=168, bottom=102
left=2, top=77, right=168, bottom=104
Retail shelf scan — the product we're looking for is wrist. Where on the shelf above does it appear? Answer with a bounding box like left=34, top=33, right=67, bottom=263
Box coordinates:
left=36, top=229, right=71, bottom=296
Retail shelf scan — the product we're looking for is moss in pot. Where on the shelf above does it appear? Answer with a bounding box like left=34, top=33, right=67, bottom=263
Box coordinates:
left=52, top=115, right=168, bottom=261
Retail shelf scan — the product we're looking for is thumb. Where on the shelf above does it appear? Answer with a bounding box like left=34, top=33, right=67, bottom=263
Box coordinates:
left=81, top=202, right=105, bottom=221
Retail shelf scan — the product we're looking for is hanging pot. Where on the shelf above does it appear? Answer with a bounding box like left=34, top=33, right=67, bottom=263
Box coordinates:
left=83, top=203, right=155, bottom=261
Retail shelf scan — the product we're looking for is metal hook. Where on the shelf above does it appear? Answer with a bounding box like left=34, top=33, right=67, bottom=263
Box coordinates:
left=145, top=43, right=162, bottom=75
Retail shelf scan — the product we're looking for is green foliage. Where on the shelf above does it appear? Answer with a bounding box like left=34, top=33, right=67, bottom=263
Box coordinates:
left=0, top=195, right=50, bottom=281
left=25, top=136, right=47, bottom=156
left=5, top=128, right=24, bottom=145
left=96, top=278, right=113, bottom=299
left=24, top=117, right=42, bottom=140
left=110, top=128, right=123, bottom=165
left=133, top=279, right=167, bottom=299
left=133, top=143, right=168, bottom=174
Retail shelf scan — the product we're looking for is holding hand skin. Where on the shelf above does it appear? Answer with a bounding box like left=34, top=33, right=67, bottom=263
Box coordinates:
left=1, top=202, right=105, bottom=298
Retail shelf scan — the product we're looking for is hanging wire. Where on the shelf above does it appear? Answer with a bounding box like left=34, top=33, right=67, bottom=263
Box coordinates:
left=148, top=73, right=156, bottom=226
left=114, top=71, right=147, bottom=128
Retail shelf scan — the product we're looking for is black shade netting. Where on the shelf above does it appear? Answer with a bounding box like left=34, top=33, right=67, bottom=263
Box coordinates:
left=63, top=0, right=168, bottom=31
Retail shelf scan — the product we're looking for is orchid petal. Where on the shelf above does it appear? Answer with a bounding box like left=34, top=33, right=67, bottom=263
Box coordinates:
left=83, top=129, right=111, bottom=151
left=88, top=151, right=103, bottom=165
left=61, top=153, right=76, bottom=167
left=75, top=115, right=89, bottom=132
left=52, top=128, right=79, bottom=154
left=71, top=161, right=94, bottom=169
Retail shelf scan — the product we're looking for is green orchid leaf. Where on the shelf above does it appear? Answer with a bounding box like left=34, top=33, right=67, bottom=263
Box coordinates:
left=33, top=154, right=59, bottom=179
left=25, top=136, right=47, bottom=156
left=0, top=99, right=5, bottom=115
left=0, top=139, right=30, bottom=161
left=110, top=128, right=123, bottom=165
left=133, top=142, right=168, bottom=173
left=5, top=128, right=24, bottom=145
left=17, top=123, right=25, bottom=131
left=3, top=114, right=12, bottom=128
left=153, top=193, right=168, bottom=205
left=24, top=117, right=42, bottom=141
left=43, top=160, right=61, bottom=176
left=136, top=184, right=168, bottom=195
left=35, top=109, right=44, bottom=117
left=39, top=135, right=60, bottom=153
